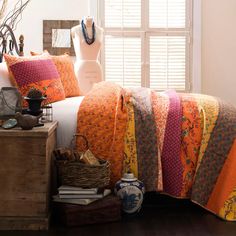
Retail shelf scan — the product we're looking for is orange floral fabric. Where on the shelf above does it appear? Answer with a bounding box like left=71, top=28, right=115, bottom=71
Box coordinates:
left=207, top=140, right=236, bottom=220
left=51, top=54, right=81, bottom=97
left=180, top=94, right=203, bottom=197
left=76, top=82, right=127, bottom=185
left=4, top=54, right=65, bottom=104
left=31, top=52, right=81, bottom=97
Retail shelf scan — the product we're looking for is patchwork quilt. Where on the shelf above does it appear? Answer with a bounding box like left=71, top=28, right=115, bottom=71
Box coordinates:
left=76, top=82, right=236, bottom=221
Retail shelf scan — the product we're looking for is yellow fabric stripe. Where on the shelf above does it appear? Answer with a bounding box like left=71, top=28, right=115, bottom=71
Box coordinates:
left=123, top=98, right=138, bottom=177
left=193, top=94, right=219, bottom=171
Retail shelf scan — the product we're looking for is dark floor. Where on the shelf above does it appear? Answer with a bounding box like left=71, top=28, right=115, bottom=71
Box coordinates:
left=1, top=193, right=236, bottom=236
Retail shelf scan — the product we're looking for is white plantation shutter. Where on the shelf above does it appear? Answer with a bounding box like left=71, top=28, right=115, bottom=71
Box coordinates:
left=149, top=0, right=186, bottom=28
left=104, top=0, right=141, bottom=28
left=102, top=0, right=142, bottom=87
left=100, top=0, right=192, bottom=91
left=150, top=36, right=186, bottom=90
left=105, top=35, right=142, bottom=87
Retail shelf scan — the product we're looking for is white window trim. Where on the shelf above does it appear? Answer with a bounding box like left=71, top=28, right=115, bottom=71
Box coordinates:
left=192, top=0, right=201, bottom=93
left=89, top=0, right=201, bottom=93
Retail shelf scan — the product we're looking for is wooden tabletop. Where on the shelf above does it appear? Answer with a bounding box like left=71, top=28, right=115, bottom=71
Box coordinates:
left=0, top=121, right=58, bottom=137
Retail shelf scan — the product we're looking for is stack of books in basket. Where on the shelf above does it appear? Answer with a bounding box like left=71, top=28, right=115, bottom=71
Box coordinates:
left=53, top=185, right=111, bottom=205
left=53, top=136, right=112, bottom=206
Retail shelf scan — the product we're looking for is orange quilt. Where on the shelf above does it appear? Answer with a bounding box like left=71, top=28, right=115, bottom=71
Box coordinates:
left=76, top=82, right=236, bottom=221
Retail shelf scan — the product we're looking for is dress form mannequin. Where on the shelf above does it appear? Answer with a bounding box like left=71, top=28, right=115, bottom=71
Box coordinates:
left=71, top=16, right=104, bottom=95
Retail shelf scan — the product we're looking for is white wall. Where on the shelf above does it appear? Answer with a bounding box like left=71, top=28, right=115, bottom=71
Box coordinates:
left=14, top=0, right=89, bottom=54
left=202, top=0, right=236, bottom=106
left=9, top=0, right=236, bottom=106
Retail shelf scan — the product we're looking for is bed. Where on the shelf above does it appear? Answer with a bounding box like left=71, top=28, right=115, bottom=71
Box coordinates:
left=74, top=81, right=236, bottom=221
left=1, top=60, right=236, bottom=221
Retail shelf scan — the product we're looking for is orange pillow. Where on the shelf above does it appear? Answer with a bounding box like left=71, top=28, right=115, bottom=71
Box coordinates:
left=31, top=52, right=81, bottom=97
left=4, top=54, right=65, bottom=104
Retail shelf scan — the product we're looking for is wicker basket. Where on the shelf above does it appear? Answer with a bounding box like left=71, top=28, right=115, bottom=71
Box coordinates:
left=55, top=134, right=110, bottom=188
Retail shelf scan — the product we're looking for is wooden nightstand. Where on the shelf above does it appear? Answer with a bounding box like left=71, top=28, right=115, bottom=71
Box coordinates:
left=0, top=121, right=57, bottom=230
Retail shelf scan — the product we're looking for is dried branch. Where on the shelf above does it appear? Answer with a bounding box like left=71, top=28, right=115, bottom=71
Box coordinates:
left=0, top=0, right=8, bottom=23
left=1, top=0, right=31, bottom=31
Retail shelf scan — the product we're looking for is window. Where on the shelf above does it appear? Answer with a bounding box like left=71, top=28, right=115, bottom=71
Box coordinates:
left=99, top=0, right=192, bottom=91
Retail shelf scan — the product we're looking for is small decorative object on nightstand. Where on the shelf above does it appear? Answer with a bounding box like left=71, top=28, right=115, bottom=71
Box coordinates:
left=24, top=88, right=46, bottom=116
left=0, top=121, right=58, bottom=230
left=1, top=118, right=17, bottom=129
left=41, top=104, right=53, bottom=123
left=0, top=87, right=22, bottom=120
left=115, top=172, right=145, bottom=214
left=15, top=112, right=41, bottom=130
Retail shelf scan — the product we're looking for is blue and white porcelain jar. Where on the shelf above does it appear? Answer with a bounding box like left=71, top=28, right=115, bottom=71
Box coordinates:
left=114, top=173, right=145, bottom=214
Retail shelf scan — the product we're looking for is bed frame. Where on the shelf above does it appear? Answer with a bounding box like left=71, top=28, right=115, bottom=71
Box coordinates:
left=0, top=33, right=24, bottom=62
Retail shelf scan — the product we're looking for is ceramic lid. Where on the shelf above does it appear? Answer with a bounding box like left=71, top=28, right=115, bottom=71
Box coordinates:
left=121, top=173, right=137, bottom=182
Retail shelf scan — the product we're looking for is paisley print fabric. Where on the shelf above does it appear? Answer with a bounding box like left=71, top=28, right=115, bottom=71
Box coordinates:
left=192, top=100, right=236, bottom=205
left=76, top=82, right=236, bottom=221
left=180, top=94, right=203, bottom=197
left=151, top=91, right=169, bottom=154
left=151, top=91, right=169, bottom=191
left=131, top=88, right=159, bottom=191
left=220, top=188, right=236, bottom=221
left=193, top=94, right=219, bottom=171
left=76, top=82, right=127, bottom=186
left=206, top=140, right=236, bottom=221
left=48, top=54, right=81, bottom=97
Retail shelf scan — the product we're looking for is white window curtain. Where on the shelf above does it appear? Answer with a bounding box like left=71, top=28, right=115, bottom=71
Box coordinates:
left=99, top=0, right=192, bottom=92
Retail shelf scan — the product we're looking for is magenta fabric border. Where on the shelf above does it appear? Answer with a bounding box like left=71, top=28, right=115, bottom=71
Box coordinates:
left=10, top=59, right=59, bottom=87
left=161, top=90, right=183, bottom=196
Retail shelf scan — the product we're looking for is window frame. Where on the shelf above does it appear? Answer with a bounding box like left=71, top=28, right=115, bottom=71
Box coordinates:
left=93, top=0, right=200, bottom=92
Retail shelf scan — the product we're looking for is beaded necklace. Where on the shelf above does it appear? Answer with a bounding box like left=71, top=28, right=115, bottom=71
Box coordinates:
left=81, top=19, right=96, bottom=45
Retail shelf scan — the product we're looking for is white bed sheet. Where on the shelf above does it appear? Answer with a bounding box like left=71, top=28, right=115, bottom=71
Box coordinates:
left=52, top=96, right=84, bottom=148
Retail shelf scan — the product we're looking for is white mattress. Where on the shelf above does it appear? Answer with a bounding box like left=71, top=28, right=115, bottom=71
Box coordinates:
left=52, top=96, right=84, bottom=148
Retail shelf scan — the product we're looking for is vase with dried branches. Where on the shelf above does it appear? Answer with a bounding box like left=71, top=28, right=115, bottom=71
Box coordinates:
left=0, top=0, right=31, bottom=62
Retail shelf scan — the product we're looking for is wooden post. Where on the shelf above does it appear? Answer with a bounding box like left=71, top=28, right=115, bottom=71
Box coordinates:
left=19, top=34, right=24, bottom=56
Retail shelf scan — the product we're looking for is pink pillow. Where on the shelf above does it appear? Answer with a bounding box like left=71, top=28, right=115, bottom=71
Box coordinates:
left=4, top=54, right=65, bottom=104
